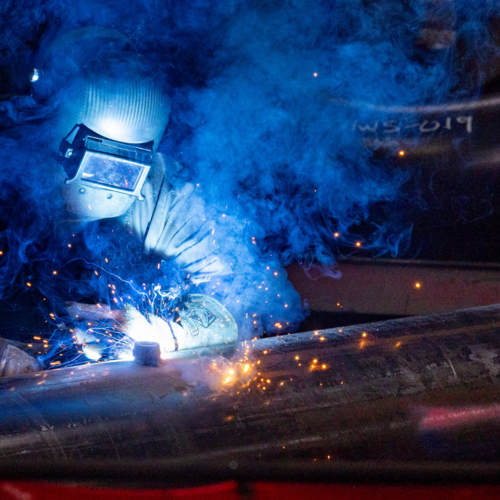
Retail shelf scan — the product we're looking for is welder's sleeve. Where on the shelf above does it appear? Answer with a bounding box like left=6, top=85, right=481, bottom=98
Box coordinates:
left=127, top=154, right=229, bottom=282
left=0, top=338, right=41, bottom=377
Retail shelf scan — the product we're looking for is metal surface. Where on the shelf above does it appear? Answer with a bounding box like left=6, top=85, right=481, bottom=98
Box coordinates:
left=287, top=258, right=500, bottom=316
left=2, top=304, right=500, bottom=461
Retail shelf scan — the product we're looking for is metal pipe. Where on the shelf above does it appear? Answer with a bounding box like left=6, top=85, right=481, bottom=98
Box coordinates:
left=2, top=304, right=500, bottom=461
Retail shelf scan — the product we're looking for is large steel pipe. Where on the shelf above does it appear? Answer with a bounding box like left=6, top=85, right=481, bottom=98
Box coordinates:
left=2, top=304, right=500, bottom=461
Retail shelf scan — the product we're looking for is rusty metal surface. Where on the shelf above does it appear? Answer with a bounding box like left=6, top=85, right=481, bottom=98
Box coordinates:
left=287, top=258, right=500, bottom=316
left=1, top=304, right=500, bottom=461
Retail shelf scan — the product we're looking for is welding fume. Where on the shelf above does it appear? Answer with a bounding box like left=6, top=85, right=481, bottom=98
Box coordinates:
left=0, top=26, right=300, bottom=375
left=2, top=0, right=438, bottom=376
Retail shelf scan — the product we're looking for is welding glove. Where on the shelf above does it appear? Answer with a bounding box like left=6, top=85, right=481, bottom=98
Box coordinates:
left=73, top=327, right=107, bottom=361
left=66, top=302, right=125, bottom=361
left=125, top=294, right=238, bottom=359
left=72, top=309, right=176, bottom=361
left=67, top=295, right=238, bottom=361
left=0, top=338, right=42, bottom=377
left=126, top=154, right=229, bottom=283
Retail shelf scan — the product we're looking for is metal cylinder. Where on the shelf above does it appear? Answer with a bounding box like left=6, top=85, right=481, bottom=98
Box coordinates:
left=1, top=304, right=500, bottom=462
left=132, top=341, right=162, bottom=367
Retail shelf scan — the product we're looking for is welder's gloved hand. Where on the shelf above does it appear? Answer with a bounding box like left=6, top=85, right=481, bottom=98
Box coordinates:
left=66, top=295, right=238, bottom=361
left=0, top=338, right=42, bottom=377
left=127, top=154, right=229, bottom=283
left=125, top=294, right=238, bottom=359
left=123, top=305, right=176, bottom=356
left=67, top=302, right=175, bottom=361
left=73, top=327, right=107, bottom=361
left=66, top=302, right=126, bottom=361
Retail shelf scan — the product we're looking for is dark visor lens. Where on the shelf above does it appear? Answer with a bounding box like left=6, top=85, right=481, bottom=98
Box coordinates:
left=81, top=152, right=144, bottom=191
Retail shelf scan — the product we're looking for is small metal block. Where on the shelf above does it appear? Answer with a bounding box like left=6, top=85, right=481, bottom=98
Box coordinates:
left=133, top=341, right=162, bottom=367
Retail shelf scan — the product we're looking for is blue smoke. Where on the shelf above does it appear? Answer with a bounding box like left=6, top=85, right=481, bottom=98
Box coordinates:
left=0, top=0, right=498, bottom=365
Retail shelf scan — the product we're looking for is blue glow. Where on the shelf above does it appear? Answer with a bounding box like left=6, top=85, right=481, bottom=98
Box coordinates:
left=0, top=0, right=496, bottom=367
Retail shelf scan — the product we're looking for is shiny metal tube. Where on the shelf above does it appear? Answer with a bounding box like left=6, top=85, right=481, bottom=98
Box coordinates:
left=2, top=304, right=500, bottom=461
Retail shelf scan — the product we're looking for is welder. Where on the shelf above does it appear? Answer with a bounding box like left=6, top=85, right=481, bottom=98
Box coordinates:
left=0, top=26, right=239, bottom=373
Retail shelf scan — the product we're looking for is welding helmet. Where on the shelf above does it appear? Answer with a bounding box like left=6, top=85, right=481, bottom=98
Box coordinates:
left=36, top=26, right=170, bottom=219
